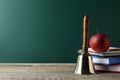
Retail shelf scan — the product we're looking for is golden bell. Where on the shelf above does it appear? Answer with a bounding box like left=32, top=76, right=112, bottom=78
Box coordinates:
left=74, top=15, right=96, bottom=75
left=74, top=52, right=96, bottom=74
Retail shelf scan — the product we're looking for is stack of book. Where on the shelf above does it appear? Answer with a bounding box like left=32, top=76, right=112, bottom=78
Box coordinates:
left=90, top=47, right=120, bottom=72
left=78, top=47, right=120, bottom=72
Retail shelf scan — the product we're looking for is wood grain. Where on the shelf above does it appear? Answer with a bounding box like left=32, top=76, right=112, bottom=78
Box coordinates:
left=0, top=63, right=119, bottom=80
left=82, top=15, right=89, bottom=53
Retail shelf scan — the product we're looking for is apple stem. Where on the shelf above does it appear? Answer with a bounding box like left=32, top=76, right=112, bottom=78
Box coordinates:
left=96, top=30, right=99, bottom=34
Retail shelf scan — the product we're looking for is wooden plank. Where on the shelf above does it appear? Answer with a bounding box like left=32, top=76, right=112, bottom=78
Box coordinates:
left=0, top=63, right=119, bottom=80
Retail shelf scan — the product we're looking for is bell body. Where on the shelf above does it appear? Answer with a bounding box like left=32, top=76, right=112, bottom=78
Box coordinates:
left=74, top=53, right=96, bottom=75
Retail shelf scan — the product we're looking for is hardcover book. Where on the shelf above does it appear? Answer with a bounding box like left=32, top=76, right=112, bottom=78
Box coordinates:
left=78, top=47, right=120, bottom=57
left=94, top=64, right=120, bottom=72
left=92, top=56, right=120, bottom=65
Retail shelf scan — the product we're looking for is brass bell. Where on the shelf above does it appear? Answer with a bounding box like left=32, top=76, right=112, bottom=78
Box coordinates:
left=74, top=15, right=96, bottom=75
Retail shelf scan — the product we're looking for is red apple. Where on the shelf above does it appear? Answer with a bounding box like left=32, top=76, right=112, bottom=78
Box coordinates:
left=89, top=33, right=110, bottom=52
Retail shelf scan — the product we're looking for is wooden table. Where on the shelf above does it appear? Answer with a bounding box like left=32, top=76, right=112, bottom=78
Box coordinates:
left=0, top=63, right=119, bottom=80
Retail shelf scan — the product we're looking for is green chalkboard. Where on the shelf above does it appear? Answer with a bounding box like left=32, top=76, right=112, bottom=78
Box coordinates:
left=0, top=0, right=120, bottom=62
